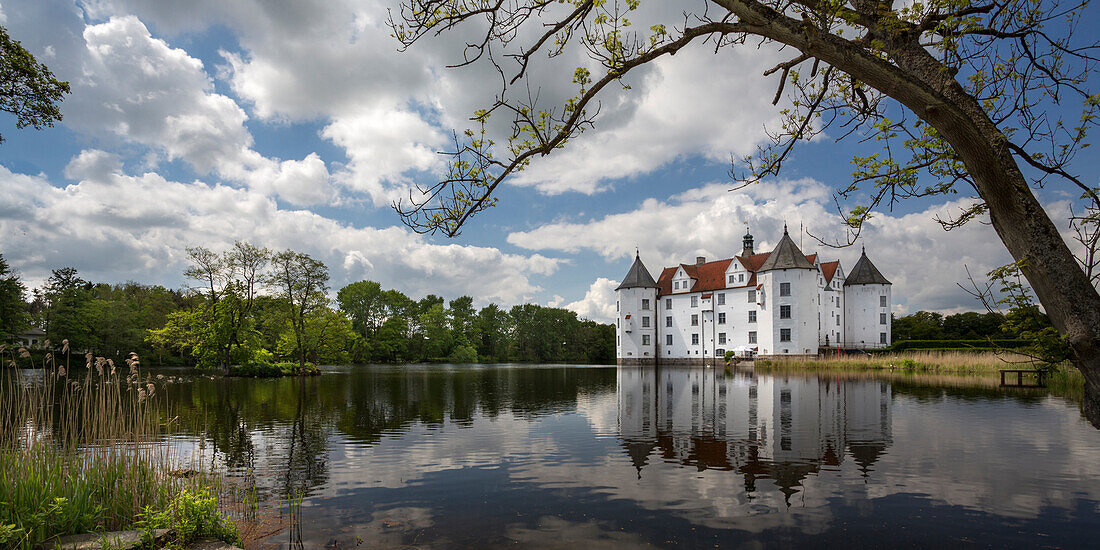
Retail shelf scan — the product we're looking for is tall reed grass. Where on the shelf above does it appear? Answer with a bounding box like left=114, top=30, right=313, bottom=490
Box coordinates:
left=758, top=350, right=1059, bottom=373
left=0, top=343, right=237, bottom=549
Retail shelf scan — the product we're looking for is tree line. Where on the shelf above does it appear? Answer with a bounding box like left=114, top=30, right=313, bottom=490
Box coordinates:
left=0, top=247, right=615, bottom=367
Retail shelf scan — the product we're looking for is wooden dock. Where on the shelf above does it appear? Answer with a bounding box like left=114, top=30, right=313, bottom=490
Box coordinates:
left=999, top=369, right=1046, bottom=388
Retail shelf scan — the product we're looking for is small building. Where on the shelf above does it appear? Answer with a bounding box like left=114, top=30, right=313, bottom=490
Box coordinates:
left=614, top=227, right=892, bottom=365
left=15, top=327, right=47, bottom=349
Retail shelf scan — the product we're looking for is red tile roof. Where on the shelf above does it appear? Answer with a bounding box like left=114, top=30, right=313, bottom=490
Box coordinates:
left=657, top=252, right=822, bottom=297
left=820, top=261, right=839, bottom=284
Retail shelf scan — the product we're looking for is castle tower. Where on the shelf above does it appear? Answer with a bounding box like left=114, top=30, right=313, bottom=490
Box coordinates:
left=616, top=252, right=660, bottom=366
left=756, top=225, right=818, bottom=357
left=843, top=247, right=892, bottom=348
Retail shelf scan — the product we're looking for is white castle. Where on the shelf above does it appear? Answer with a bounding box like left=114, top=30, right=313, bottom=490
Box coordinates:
left=615, top=227, right=892, bottom=365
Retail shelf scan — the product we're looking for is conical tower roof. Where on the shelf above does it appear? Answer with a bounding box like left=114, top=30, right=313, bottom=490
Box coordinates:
left=758, top=226, right=815, bottom=271
left=844, top=247, right=891, bottom=285
left=616, top=252, right=660, bottom=290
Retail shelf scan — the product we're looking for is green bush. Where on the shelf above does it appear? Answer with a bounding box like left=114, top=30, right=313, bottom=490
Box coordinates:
left=447, top=344, right=478, bottom=364
left=136, top=488, right=239, bottom=549
left=228, top=360, right=318, bottom=377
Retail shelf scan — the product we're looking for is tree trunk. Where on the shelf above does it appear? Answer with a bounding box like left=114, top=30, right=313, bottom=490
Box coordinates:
left=721, top=0, right=1100, bottom=425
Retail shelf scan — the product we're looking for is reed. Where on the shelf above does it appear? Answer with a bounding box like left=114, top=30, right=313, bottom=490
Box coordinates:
left=756, top=350, right=1060, bottom=373
left=0, top=343, right=237, bottom=549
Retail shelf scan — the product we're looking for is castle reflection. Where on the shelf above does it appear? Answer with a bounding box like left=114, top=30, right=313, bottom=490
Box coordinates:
left=617, top=367, right=893, bottom=500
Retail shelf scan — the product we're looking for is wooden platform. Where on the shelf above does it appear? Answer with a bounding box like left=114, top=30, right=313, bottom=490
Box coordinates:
left=999, top=369, right=1046, bottom=388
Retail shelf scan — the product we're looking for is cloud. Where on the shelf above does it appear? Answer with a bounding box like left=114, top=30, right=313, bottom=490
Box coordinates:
left=0, top=159, right=559, bottom=305
left=508, top=179, right=1077, bottom=314
left=560, top=278, right=620, bottom=323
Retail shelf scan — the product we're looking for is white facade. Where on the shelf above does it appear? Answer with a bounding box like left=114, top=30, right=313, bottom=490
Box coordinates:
left=615, top=231, right=892, bottom=363
left=616, top=286, right=659, bottom=362
left=844, top=283, right=892, bottom=348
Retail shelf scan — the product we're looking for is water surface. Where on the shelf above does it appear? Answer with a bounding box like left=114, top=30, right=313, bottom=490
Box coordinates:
left=154, top=364, right=1100, bottom=548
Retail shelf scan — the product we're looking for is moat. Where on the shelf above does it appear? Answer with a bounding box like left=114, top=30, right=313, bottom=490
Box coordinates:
left=154, top=364, right=1100, bottom=548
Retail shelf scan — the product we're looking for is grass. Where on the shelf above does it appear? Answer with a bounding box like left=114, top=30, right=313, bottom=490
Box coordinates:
left=757, top=350, right=1056, bottom=373
left=755, top=350, right=1086, bottom=396
left=0, top=343, right=238, bottom=549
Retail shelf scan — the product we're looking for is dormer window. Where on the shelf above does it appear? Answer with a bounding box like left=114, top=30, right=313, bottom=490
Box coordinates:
left=728, top=274, right=735, bottom=284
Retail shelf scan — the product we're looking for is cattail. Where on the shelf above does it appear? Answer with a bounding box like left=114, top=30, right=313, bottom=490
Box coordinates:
left=146, top=383, right=155, bottom=397
left=58, top=366, right=66, bottom=377
left=0, top=344, right=6, bottom=353
left=156, top=374, right=165, bottom=380
left=43, top=339, right=50, bottom=348
left=6, top=360, right=14, bottom=368
left=137, top=388, right=147, bottom=403
left=19, top=348, right=29, bottom=358
left=45, top=352, right=52, bottom=363
left=61, top=339, right=70, bottom=353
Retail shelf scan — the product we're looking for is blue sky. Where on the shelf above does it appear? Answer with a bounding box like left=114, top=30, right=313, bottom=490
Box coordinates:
left=1, top=0, right=1096, bottom=323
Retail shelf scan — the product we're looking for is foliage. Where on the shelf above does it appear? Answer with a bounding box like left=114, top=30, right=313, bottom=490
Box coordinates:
left=227, top=359, right=319, bottom=377
left=448, top=343, right=478, bottom=364
left=135, top=488, right=239, bottom=549
left=0, top=348, right=236, bottom=549
left=0, top=253, right=28, bottom=341
left=0, top=25, right=70, bottom=144
left=275, top=308, right=357, bottom=366
left=268, top=250, right=330, bottom=370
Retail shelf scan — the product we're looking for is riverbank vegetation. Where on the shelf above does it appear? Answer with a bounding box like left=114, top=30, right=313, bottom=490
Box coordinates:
left=0, top=247, right=615, bottom=370
left=757, top=351, right=1086, bottom=396
left=0, top=346, right=238, bottom=549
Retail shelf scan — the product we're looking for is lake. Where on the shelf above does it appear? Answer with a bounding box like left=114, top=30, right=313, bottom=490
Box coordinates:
left=152, top=364, right=1100, bottom=548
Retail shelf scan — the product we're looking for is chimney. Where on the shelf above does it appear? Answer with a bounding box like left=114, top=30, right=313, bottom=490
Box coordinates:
left=696, top=256, right=706, bottom=266
left=742, top=232, right=754, bottom=257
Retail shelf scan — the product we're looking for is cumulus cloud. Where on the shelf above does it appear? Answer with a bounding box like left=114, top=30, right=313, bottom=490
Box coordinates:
left=509, top=179, right=1077, bottom=314
left=0, top=160, right=558, bottom=305
left=560, top=278, right=620, bottom=323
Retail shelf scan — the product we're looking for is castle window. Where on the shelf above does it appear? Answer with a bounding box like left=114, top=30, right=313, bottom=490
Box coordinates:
left=642, top=316, right=651, bottom=328
left=718, top=312, right=726, bottom=324
left=642, top=299, right=650, bottom=310
left=666, top=316, right=672, bottom=327
left=717, top=293, right=725, bottom=305
left=880, top=313, right=887, bottom=325
left=780, top=282, right=791, bottom=296
left=691, top=296, right=698, bottom=307
left=692, top=334, right=699, bottom=345
left=780, top=329, right=791, bottom=342
left=666, top=334, right=673, bottom=346
left=780, top=305, right=791, bottom=319
left=718, top=333, right=726, bottom=345
left=642, top=335, right=651, bottom=346
left=748, top=290, right=756, bottom=302
left=748, top=331, right=757, bottom=344
left=691, top=314, right=699, bottom=326
left=880, top=332, right=887, bottom=344
left=880, top=295, right=887, bottom=307
left=665, top=298, right=672, bottom=309
left=748, top=311, right=756, bottom=323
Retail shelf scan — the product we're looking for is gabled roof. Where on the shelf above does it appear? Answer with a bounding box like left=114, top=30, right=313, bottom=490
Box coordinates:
left=616, top=253, right=660, bottom=290
left=758, top=228, right=816, bottom=271
left=844, top=249, right=891, bottom=286
left=820, top=261, right=840, bottom=284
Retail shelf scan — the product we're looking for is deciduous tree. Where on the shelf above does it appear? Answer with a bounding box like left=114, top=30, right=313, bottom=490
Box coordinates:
left=391, top=0, right=1100, bottom=422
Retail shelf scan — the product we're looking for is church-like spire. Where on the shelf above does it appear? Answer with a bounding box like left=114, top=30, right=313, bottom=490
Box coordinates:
left=845, top=248, right=891, bottom=285
left=616, top=252, right=660, bottom=290
left=758, top=228, right=815, bottom=271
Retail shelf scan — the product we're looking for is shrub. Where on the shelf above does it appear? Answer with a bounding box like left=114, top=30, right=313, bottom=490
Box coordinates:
left=136, top=488, right=239, bottom=548
left=448, top=344, right=478, bottom=364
